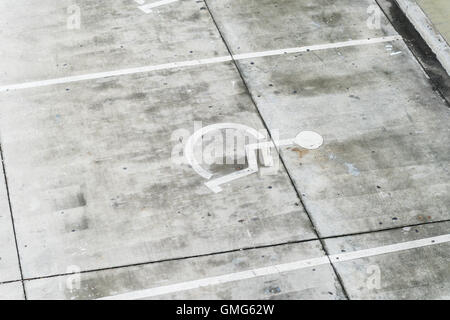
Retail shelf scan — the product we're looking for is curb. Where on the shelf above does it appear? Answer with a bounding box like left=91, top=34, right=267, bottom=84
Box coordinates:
left=395, top=0, right=450, bottom=75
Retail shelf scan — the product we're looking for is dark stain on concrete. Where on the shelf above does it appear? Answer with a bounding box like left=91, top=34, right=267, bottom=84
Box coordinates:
left=77, top=192, right=87, bottom=207
left=65, top=215, right=90, bottom=233
left=312, top=11, right=342, bottom=26
left=269, top=70, right=378, bottom=97
left=52, top=191, right=87, bottom=211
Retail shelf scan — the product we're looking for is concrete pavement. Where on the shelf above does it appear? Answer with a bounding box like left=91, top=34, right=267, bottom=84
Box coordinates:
left=0, top=0, right=448, bottom=299
left=206, top=0, right=449, bottom=236
left=325, top=221, right=450, bottom=299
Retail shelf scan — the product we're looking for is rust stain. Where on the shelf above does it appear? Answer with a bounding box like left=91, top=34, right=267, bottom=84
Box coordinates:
left=292, top=147, right=309, bottom=159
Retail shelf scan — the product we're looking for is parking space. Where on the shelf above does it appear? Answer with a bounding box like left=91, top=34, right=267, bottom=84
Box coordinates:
left=25, top=240, right=343, bottom=300
left=205, top=0, right=397, bottom=52
left=206, top=0, right=450, bottom=236
left=232, top=42, right=449, bottom=236
left=0, top=60, right=320, bottom=279
left=0, top=0, right=226, bottom=84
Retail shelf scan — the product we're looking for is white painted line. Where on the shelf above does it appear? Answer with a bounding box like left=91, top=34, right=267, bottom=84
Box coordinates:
left=98, top=256, right=330, bottom=300
left=138, top=0, right=179, bottom=13
left=205, top=167, right=257, bottom=193
left=0, top=36, right=403, bottom=93
left=328, top=233, right=450, bottom=263
left=0, top=56, right=232, bottom=93
left=98, top=234, right=450, bottom=300
left=232, top=36, right=403, bottom=60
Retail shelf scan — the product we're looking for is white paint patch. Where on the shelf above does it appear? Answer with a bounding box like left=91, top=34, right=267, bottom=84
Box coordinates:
left=294, top=131, right=324, bottom=150
left=138, top=0, right=179, bottom=13
left=0, top=36, right=403, bottom=93
left=98, top=234, right=450, bottom=300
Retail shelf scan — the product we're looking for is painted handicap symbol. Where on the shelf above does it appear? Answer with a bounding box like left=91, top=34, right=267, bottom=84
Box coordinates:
left=184, top=123, right=323, bottom=193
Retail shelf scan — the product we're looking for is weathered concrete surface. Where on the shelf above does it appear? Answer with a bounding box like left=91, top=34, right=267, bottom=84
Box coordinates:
left=0, top=0, right=226, bottom=84
left=0, top=282, right=24, bottom=300
left=0, top=62, right=317, bottom=278
left=206, top=0, right=397, bottom=53
left=207, top=0, right=450, bottom=237
left=0, top=0, right=449, bottom=300
left=25, top=241, right=344, bottom=300
left=325, top=221, right=450, bottom=299
left=0, top=164, right=21, bottom=283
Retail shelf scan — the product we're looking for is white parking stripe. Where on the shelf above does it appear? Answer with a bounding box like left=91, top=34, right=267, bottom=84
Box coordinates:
left=0, top=36, right=402, bottom=93
left=232, top=36, right=403, bottom=60
left=98, top=257, right=330, bottom=300
left=98, top=233, right=450, bottom=300
left=138, top=0, right=180, bottom=13
left=0, top=56, right=233, bottom=93
left=328, top=233, right=450, bottom=263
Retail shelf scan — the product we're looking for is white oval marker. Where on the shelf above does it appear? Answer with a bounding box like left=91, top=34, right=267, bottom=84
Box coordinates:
left=294, top=131, right=324, bottom=150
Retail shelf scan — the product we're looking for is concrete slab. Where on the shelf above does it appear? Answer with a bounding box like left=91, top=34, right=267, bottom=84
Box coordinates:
left=242, top=42, right=449, bottom=237
left=325, top=221, right=450, bottom=299
left=206, top=0, right=450, bottom=236
left=205, top=0, right=398, bottom=53
left=0, top=0, right=228, bottom=84
left=0, top=281, right=25, bottom=300
left=0, top=163, right=21, bottom=283
left=25, top=240, right=344, bottom=300
left=0, top=62, right=316, bottom=279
